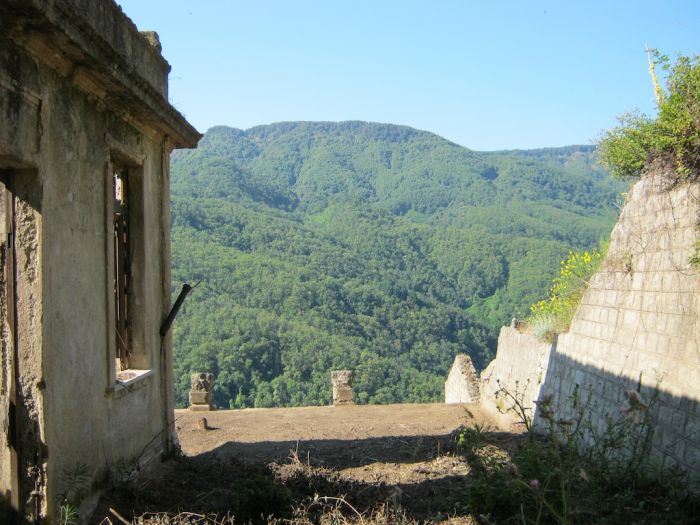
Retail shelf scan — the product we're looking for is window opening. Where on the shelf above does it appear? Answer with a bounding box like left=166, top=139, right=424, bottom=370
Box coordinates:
left=113, top=167, right=130, bottom=370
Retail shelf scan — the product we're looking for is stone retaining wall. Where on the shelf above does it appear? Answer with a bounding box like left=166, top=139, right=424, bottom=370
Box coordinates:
left=479, top=168, right=700, bottom=478
left=479, top=325, right=555, bottom=427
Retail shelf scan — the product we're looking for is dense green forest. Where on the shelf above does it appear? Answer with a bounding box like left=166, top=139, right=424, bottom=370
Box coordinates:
left=169, top=121, right=626, bottom=408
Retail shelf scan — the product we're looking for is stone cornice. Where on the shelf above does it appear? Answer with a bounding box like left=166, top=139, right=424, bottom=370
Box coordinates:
left=1, top=0, right=201, bottom=149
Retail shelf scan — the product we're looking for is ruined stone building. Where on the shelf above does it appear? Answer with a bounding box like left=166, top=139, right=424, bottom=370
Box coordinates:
left=0, top=1, right=200, bottom=521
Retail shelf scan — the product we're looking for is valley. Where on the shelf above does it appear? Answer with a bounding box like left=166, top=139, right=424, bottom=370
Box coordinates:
left=169, top=121, right=626, bottom=409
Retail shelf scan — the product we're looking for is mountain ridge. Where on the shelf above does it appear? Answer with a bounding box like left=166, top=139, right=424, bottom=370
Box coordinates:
left=169, top=121, right=627, bottom=408
left=200, top=121, right=600, bottom=153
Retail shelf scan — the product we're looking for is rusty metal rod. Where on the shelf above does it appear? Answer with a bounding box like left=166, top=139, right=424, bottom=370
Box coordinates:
left=159, top=281, right=200, bottom=336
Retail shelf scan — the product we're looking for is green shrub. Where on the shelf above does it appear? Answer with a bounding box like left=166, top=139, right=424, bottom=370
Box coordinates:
left=56, top=463, right=92, bottom=525
left=527, top=246, right=605, bottom=340
left=599, top=52, right=700, bottom=180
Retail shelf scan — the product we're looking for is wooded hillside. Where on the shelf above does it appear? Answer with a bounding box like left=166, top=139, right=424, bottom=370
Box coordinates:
left=169, top=121, right=626, bottom=408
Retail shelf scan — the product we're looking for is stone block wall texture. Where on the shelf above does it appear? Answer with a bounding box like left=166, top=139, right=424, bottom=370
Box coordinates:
left=479, top=325, right=554, bottom=427
left=483, top=169, right=700, bottom=477
left=445, top=354, right=481, bottom=403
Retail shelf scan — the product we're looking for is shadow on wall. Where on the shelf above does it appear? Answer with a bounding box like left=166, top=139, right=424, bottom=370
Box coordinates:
left=477, top=171, right=700, bottom=481
left=539, top=341, right=699, bottom=477
left=481, top=328, right=700, bottom=481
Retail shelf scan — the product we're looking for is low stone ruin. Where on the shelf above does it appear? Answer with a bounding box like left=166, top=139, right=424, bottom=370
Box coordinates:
left=189, top=373, right=214, bottom=411
left=331, top=370, right=354, bottom=405
left=444, top=354, right=480, bottom=403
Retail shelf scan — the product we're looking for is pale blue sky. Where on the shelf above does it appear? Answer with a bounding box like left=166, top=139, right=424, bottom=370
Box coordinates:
left=117, top=1, right=698, bottom=150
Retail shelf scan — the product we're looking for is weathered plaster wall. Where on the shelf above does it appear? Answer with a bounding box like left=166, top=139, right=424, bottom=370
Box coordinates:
left=11, top=177, right=44, bottom=517
left=41, top=104, right=173, bottom=503
left=0, top=183, right=14, bottom=512
left=482, top=168, right=700, bottom=477
left=0, top=43, right=169, bottom=518
left=0, top=1, right=200, bottom=519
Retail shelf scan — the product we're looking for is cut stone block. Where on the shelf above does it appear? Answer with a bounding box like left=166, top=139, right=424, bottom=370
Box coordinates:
left=331, top=370, right=354, bottom=405
left=189, top=372, right=214, bottom=411
left=189, top=404, right=212, bottom=412
left=189, top=390, right=211, bottom=405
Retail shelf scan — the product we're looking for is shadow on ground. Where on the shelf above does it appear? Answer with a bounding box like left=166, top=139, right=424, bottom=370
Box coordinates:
left=91, top=430, right=520, bottom=524
left=201, top=432, right=461, bottom=468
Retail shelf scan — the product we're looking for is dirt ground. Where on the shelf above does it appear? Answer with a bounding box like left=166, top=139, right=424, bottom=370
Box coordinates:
left=93, top=403, right=508, bottom=524
left=176, top=403, right=491, bottom=465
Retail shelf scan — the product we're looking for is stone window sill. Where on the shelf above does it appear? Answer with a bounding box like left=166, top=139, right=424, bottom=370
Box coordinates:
left=106, top=368, right=153, bottom=397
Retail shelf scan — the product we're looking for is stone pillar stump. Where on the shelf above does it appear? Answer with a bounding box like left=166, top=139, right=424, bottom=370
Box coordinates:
left=331, top=370, right=354, bottom=405
left=189, top=372, right=213, bottom=411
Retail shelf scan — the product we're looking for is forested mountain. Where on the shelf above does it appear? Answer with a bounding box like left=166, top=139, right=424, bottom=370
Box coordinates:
left=169, top=121, right=626, bottom=408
